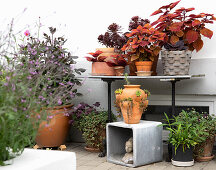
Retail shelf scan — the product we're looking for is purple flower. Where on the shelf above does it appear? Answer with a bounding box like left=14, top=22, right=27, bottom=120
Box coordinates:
left=23, top=108, right=27, bottom=111
left=48, top=115, right=53, bottom=119
left=27, top=76, right=32, bottom=80
left=26, top=115, right=29, bottom=118
left=37, top=115, right=41, bottom=119
left=6, top=76, right=10, bottom=81
left=21, top=99, right=26, bottom=103
left=67, top=82, right=74, bottom=86
left=58, top=99, right=62, bottom=105
left=3, top=83, right=8, bottom=86
left=59, top=82, right=64, bottom=86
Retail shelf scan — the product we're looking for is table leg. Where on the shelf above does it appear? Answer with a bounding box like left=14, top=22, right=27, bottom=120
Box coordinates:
left=99, top=79, right=115, bottom=157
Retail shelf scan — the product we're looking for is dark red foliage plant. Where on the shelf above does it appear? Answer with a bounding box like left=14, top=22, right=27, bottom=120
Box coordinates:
left=85, top=50, right=104, bottom=62
left=151, top=0, right=216, bottom=51
left=105, top=54, right=128, bottom=67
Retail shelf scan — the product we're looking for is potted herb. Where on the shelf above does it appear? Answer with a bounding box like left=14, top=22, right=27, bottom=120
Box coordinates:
left=178, top=110, right=216, bottom=162
left=105, top=54, right=128, bottom=76
left=70, top=102, right=116, bottom=152
left=85, top=50, right=115, bottom=76
left=121, top=23, right=166, bottom=76
left=19, top=27, right=85, bottom=148
left=163, top=110, right=207, bottom=167
left=115, top=74, right=150, bottom=124
left=151, top=0, right=216, bottom=75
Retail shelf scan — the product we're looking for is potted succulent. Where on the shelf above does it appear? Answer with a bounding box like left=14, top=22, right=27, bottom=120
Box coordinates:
left=105, top=54, right=128, bottom=76
left=70, top=102, right=116, bottom=152
left=121, top=23, right=166, bottom=76
left=163, top=110, right=207, bottom=167
left=151, top=0, right=216, bottom=75
left=115, top=74, right=150, bottom=124
left=19, top=27, right=85, bottom=148
left=85, top=50, right=115, bottom=76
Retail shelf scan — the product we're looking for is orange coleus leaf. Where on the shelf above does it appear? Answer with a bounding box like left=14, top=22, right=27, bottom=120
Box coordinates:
left=153, top=46, right=161, bottom=56
left=175, top=30, right=184, bottom=37
left=185, top=8, right=195, bottom=12
left=131, top=54, right=139, bottom=61
left=151, top=9, right=163, bottom=16
left=211, top=16, right=216, bottom=21
left=193, top=38, right=203, bottom=52
left=138, top=35, right=144, bottom=40
left=170, top=0, right=181, bottom=9
left=132, top=44, right=139, bottom=49
left=139, top=47, right=145, bottom=53
left=200, top=28, right=213, bottom=39
left=192, top=20, right=201, bottom=27
left=186, top=30, right=199, bottom=44
left=143, top=23, right=151, bottom=29
left=136, top=25, right=143, bottom=31
left=131, top=37, right=138, bottom=45
left=126, top=33, right=133, bottom=37
left=142, top=29, right=151, bottom=34
left=170, top=35, right=179, bottom=45
left=121, top=45, right=127, bottom=51
left=169, top=22, right=183, bottom=32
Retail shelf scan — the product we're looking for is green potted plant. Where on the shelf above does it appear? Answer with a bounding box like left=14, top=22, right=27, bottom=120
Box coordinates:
left=114, top=74, right=150, bottom=124
left=151, top=0, right=216, bottom=75
left=162, top=110, right=207, bottom=167
left=19, top=27, right=85, bottom=148
left=121, top=23, right=166, bottom=76
left=178, top=110, right=216, bottom=162
left=70, top=102, right=116, bottom=152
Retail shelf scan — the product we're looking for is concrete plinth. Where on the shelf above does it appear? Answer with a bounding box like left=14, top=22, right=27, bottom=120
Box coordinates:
left=107, top=120, right=163, bottom=167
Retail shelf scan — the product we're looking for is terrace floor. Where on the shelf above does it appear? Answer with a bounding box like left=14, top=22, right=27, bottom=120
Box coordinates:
left=66, top=142, right=216, bottom=170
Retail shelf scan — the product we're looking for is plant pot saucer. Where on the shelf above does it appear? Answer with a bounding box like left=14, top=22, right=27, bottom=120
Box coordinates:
left=84, top=146, right=100, bottom=153
left=195, top=155, right=214, bottom=162
left=171, top=159, right=194, bottom=167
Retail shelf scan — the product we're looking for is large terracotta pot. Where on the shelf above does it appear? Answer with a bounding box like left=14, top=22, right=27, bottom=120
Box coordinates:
left=92, top=62, right=115, bottom=76
left=35, top=105, right=73, bottom=147
left=115, top=85, right=148, bottom=124
left=195, top=136, right=215, bottom=162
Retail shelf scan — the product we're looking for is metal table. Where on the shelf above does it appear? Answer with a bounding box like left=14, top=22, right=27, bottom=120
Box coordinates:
left=85, top=75, right=204, bottom=122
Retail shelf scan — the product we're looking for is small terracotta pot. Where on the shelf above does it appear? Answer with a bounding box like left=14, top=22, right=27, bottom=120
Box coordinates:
left=114, top=66, right=125, bottom=76
left=115, top=85, right=148, bottom=124
left=135, top=61, right=153, bottom=72
left=92, top=62, right=115, bottom=76
left=35, top=105, right=73, bottom=147
left=84, top=146, right=100, bottom=153
left=196, top=155, right=214, bottom=162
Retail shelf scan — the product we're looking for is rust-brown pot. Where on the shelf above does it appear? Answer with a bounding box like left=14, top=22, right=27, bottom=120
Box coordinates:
left=35, top=105, right=73, bottom=147
left=115, top=85, right=148, bottom=124
left=114, top=66, right=125, bottom=76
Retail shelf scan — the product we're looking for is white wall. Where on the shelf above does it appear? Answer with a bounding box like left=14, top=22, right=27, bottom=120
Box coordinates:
left=1, top=0, right=216, bottom=59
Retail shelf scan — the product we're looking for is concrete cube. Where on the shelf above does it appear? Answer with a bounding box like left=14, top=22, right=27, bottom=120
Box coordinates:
left=107, top=120, right=163, bottom=167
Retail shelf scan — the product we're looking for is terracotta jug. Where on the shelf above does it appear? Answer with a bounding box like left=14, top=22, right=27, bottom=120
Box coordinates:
left=115, top=85, right=148, bottom=124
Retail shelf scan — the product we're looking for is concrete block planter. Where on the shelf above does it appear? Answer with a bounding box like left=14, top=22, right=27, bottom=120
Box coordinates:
left=107, top=120, right=163, bottom=167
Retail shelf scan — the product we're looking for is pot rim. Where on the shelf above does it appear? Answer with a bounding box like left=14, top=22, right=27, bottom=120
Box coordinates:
left=123, top=85, right=141, bottom=88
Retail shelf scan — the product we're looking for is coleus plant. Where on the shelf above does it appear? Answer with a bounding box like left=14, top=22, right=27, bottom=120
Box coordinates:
left=85, top=50, right=106, bottom=62
left=151, top=0, right=216, bottom=51
left=121, top=23, right=166, bottom=61
left=105, top=54, right=128, bottom=67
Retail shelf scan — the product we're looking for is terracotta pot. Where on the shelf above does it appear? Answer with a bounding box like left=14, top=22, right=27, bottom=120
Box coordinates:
left=35, top=105, right=73, bottom=147
left=135, top=61, right=153, bottom=72
left=114, top=66, right=125, bottom=76
left=96, top=48, right=115, bottom=53
left=195, top=136, right=215, bottom=162
left=84, top=146, right=100, bottom=153
left=115, top=85, right=148, bottom=124
left=136, top=71, right=152, bottom=76
left=92, top=62, right=115, bottom=76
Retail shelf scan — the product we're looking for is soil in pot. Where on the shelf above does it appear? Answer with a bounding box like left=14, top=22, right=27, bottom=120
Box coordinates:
left=35, top=105, right=73, bottom=147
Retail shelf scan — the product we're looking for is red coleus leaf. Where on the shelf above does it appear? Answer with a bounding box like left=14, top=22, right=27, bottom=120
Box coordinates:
left=132, top=44, right=139, bottom=49
left=140, top=41, right=149, bottom=47
left=85, top=57, right=96, bottom=62
left=175, top=30, right=184, bottom=37
left=200, top=28, right=213, bottom=39
left=159, top=4, right=171, bottom=10
left=186, top=30, right=199, bottom=44
left=185, top=8, right=195, bottom=12
left=97, top=55, right=107, bottom=62
left=193, top=38, right=203, bottom=52
left=170, top=0, right=181, bottom=9
left=169, top=22, right=183, bottom=32
left=88, top=50, right=103, bottom=57
left=211, top=16, right=216, bottom=21
left=175, top=7, right=186, bottom=13
left=192, top=20, right=201, bottom=27
left=151, top=9, right=163, bottom=16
